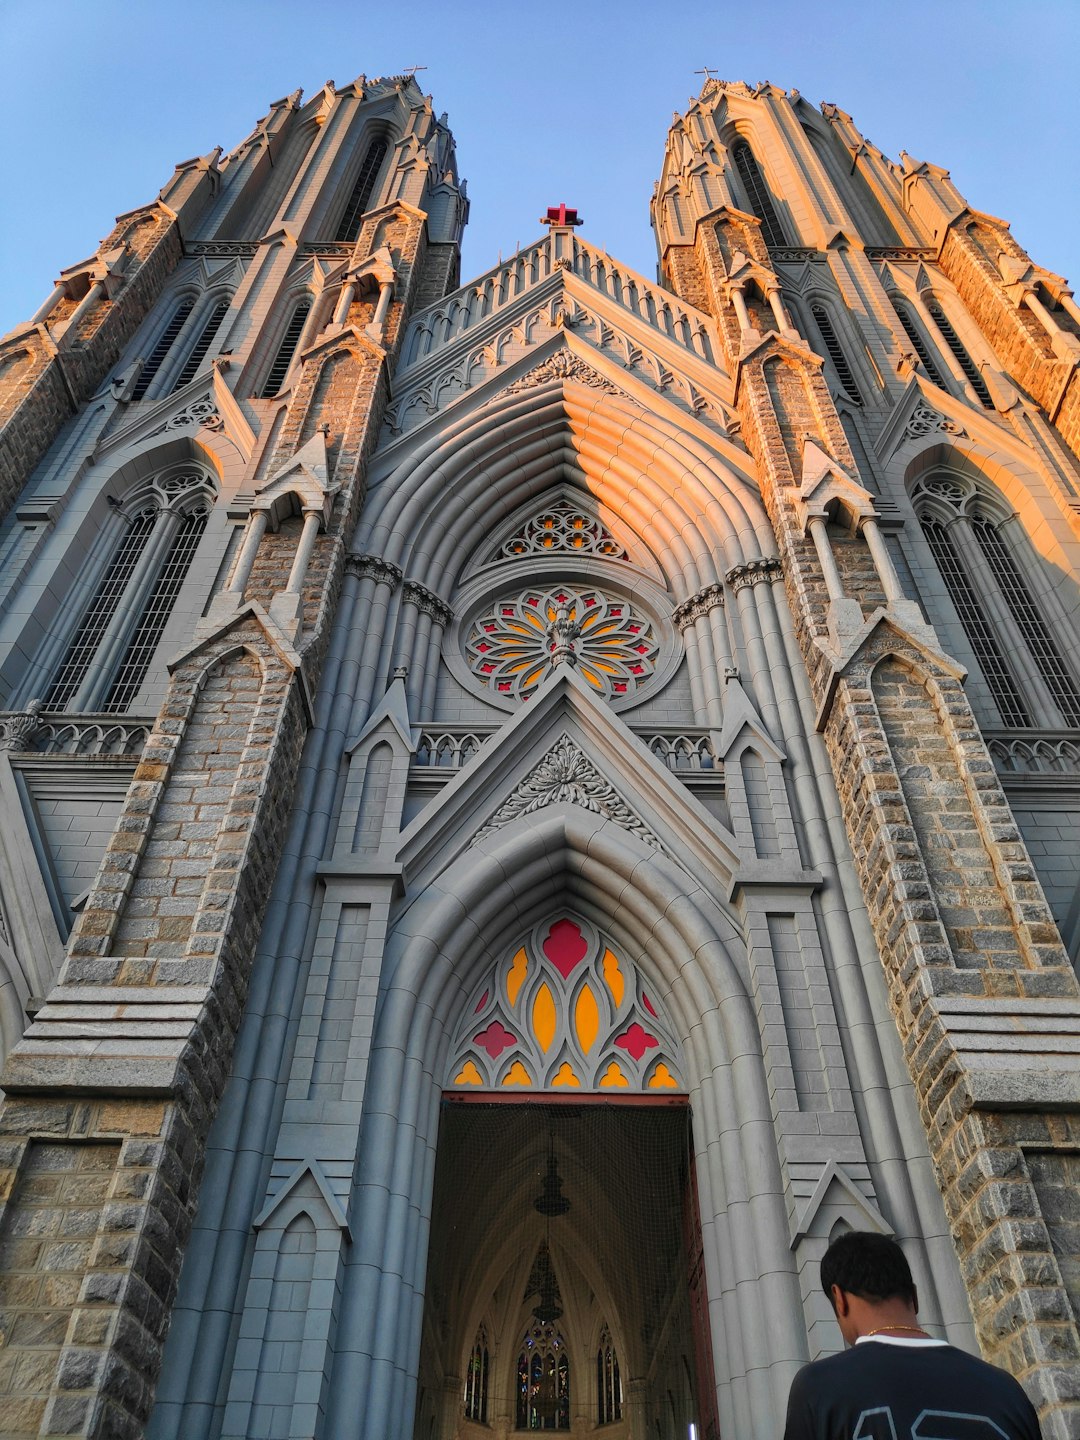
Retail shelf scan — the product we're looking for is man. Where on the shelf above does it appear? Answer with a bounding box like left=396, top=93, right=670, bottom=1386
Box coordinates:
left=783, top=1231, right=1042, bottom=1439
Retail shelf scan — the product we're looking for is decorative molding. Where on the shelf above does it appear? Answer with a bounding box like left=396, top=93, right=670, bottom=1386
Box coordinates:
left=493, top=496, right=628, bottom=563
left=346, top=554, right=403, bottom=587
left=184, top=241, right=258, bottom=257
left=725, top=557, right=783, bottom=592
left=146, top=396, right=222, bottom=436
left=673, top=583, right=724, bottom=630
left=903, top=399, right=966, bottom=441
left=402, top=579, right=454, bottom=626
left=506, top=351, right=620, bottom=394
left=472, top=735, right=663, bottom=850
left=865, top=246, right=937, bottom=261
left=768, top=247, right=825, bottom=264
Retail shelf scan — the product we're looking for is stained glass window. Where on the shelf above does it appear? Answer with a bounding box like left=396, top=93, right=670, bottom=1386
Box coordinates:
left=517, top=1320, right=570, bottom=1431
left=464, top=1325, right=489, bottom=1423
left=495, top=498, right=628, bottom=561
left=464, top=586, right=658, bottom=702
left=596, top=1325, right=622, bottom=1425
left=448, top=916, right=683, bottom=1093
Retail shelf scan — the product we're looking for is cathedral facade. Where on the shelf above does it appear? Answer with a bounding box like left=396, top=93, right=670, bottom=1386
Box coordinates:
left=0, top=72, right=1079, bottom=1440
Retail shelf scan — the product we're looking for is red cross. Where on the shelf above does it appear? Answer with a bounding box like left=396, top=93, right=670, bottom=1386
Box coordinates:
left=543, top=204, right=582, bottom=227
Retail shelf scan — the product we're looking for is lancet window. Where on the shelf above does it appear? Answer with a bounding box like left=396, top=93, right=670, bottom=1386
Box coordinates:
left=925, top=298, right=994, bottom=408
left=260, top=298, right=312, bottom=397
left=131, top=298, right=194, bottom=399
left=596, top=1325, right=622, bottom=1425
left=912, top=474, right=1080, bottom=728
left=448, top=916, right=683, bottom=1093
left=810, top=303, right=863, bottom=404
left=336, top=135, right=390, bottom=243
left=731, top=140, right=788, bottom=247
left=516, top=1320, right=570, bottom=1431
left=464, top=1325, right=490, bottom=1423
left=171, top=298, right=230, bottom=392
left=43, top=467, right=214, bottom=713
left=890, top=299, right=949, bottom=390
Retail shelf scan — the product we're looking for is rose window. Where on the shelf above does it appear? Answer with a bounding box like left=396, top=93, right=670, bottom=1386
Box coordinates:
left=465, top=586, right=658, bottom=702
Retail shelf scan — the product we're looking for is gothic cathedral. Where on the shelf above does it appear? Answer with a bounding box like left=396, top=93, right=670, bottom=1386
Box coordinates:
left=0, top=73, right=1079, bottom=1440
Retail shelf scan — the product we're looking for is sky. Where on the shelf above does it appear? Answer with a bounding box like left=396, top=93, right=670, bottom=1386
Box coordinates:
left=1, top=0, right=1078, bottom=334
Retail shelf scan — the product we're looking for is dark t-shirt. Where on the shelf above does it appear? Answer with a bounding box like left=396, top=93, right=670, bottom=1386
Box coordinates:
left=783, top=1338, right=1042, bottom=1440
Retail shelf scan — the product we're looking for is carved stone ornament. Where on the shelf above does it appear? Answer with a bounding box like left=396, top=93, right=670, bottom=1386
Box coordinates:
left=346, top=554, right=404, bottom=587
left=403, top=579, right=453, bottom=626
left=725, top=557, right=783, bottom=592
left=903, top=399, right=966, bottom=441
left=672, top=583, right=724, bottom=630
left=147, top=396, right=222, bottom=436
left=0, top=700, right=44, bottom=752
left=506, top=351, right=619, bottom=394
left=472, top=735, right=663, bottom=851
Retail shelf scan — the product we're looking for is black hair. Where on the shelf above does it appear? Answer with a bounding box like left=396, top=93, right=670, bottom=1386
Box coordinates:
left=820, top=1231, right=916, bottom=1305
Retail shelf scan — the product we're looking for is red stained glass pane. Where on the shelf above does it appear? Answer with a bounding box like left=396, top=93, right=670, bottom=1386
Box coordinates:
left=483, top=622, right=496, bottom=632
left=527, top=596, right=539, bottom=606
left=502, top=607, right=515, bottom=616
left=475, top=1020, right=516, bottom=1058
left=497, top=681, right=511, bottom=691
left=542, top=919, right=588, bottom=979
left=610, top=607, right=622, bottom=616
left=628, top=623, right=640, bottom=633
left=641, top=993, right=658, bottom=1018
left=635, top=644, right=649, bottom=654
left=614, top=1022, right=658, bottom=1061
left=585, top=596, right=597, bottom=606
left=477, top=643, right=490, bottom=652
left=481, top=663, right=495, bottom=673
left=474, top=989, right=489, bottom=1014
left=630, top=664, right=643, bottom=675
left=613, top=682, right=627, bottom=693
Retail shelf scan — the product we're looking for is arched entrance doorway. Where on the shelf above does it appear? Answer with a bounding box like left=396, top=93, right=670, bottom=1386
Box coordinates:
left=413, top=916, right=719, bottom=1440
left=416, top=1099, right=716, bottom=1440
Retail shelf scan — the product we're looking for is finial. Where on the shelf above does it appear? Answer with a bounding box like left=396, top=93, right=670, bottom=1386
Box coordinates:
left=540, top=204, right=583, bottom=229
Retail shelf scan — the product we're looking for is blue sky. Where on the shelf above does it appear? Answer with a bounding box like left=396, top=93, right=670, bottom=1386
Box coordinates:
left=1, top=0, right=1077, bottom=333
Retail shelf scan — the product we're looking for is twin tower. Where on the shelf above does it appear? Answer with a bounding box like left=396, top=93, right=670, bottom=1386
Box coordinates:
left=0, top=72, right=1079, bottom=1439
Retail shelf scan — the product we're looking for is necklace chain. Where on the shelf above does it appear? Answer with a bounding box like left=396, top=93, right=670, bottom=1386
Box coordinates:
left=864, top=1325, right=930, bottom=1337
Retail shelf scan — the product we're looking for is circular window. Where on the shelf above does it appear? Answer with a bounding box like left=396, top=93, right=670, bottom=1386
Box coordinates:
left=464, top=584, right=660, bottom=703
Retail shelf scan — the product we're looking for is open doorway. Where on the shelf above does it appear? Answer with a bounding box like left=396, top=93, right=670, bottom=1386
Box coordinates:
left=414, top=1098, right=718, bottom=1440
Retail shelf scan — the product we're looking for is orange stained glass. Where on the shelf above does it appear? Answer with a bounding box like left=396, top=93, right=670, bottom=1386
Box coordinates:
left=454, top=1060, right=483, bottom=1086
left=507, top=948, right=528, bottom=1007
left=601, top=949, right=624, bottom=1007
left=574, top=983, right=600, bottom=1054
left=503, top=1061, right=533, bottom=1087
left=533, top=983, right=557, bottom=1052
left=552, top=1062, right=580, bottom=1087
left=648, top=1062, right=678, bottom=1089
left=599, top=1061, right=629, bottom=1088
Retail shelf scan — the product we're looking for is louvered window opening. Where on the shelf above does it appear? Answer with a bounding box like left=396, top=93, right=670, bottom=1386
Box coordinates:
left=103, top=508, right=208, bottom=712
left=891, top=302, right=949, bottom=389
left=336, top=137, right=389, bottom=243
left=44, top=511, right=156, bottom=709
left=811, top=304, right=863, bottom=403
left=926, top=300, right=994, bottom=408
left=732, top=141, right=787, bottom=248
left=919, top=514, right=1031, bottom=725
left=261, top=301, right=311, bottom=397
left=172, top=300, right=230, bottom=393
left=971, top=515, right=1080, bottom=725
left=132, top=299, right=193, bottom=400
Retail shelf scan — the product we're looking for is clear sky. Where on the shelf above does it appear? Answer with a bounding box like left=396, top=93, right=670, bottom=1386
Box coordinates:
left=1, top=0, right=1077, bottom=334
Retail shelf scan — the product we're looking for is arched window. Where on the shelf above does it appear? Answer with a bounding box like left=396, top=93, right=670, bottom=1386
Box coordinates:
left=925, top=299, right=994, bottom=408
left=336, top=136, right=389, bottom=243
left=596, top=1325, right=622, bottom=1425
left=912, top=475, right=1080, bottom=728
left=890, top=299, right=948, bottom=389
left=516, top=1319, right=570, bottom=1430
left=260, top=299, right=312, bottom=397
left=731, top=140, right=787, bottom=247
left=44, top=467, right=214, bottom=713
left=132, top=298, right=194, bottom=400
left=464, top=1325, right=489, bottom=1424
left=810, top=303, right=863, bottom=403
left=172, top=298, right=230, bottom=392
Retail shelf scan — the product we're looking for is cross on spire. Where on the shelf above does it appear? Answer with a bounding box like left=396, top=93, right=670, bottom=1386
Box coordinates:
left=541, top=204, right=583, bottom=228
left=695, top=66, right=718, bottom=83
left=402, top=65, right=427, bottom=77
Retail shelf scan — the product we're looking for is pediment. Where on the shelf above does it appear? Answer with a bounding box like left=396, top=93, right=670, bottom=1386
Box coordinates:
left=386, top=236, right=732, bottom=440
left=396, top=663, right=740, bottom=896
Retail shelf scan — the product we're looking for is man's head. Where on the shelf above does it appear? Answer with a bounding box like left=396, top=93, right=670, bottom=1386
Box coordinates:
left=820, top=1231, right=920, bottom=1345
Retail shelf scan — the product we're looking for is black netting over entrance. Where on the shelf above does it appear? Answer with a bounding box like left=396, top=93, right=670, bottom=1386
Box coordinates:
left=415, top=1100, right=715, bottom=1440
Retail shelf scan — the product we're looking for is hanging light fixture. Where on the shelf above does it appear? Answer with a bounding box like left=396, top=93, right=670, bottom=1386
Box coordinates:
left=532, top=1138, right=569, bottom=1322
